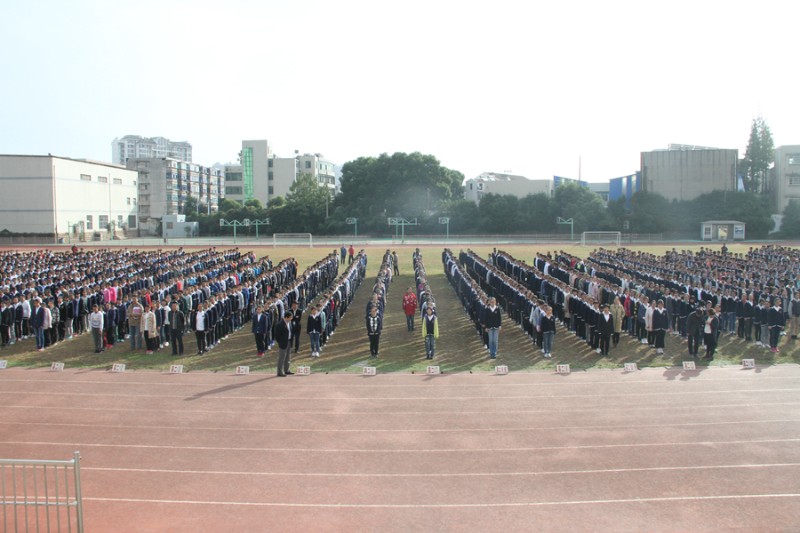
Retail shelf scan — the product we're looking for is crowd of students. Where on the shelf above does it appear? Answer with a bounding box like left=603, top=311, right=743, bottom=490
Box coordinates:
left=364, top=250, right=393, bottom=357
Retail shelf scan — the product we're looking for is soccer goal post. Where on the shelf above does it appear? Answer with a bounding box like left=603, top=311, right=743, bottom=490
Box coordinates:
left=580, top=231, right=621, bottom=247
left=272, top=233, right=313, bottom=248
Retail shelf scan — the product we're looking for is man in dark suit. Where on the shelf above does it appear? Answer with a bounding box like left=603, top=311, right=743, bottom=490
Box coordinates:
left=168, top=301, right=185, bottom=356
left=252, top=305, right=268, bottom=357
left=365, top=305, right=382, bottom=356
left=274, top=311, right=294, bottom=376
left=290, top=301, right=302, bottom=353
left=596, top=304, right=614, bottom=356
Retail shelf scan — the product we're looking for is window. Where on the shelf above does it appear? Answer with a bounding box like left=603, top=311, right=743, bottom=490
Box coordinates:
left=268, top=171, right=273, bottom=181
left=118, top=215, right=123, bottom=226
left=86, top=215, right=93, bottom=230
left=788, top=175, right=800, bottom=186
left=225, top=186, right=243, bottom=195
left=113, top=178, right=123, bottom=185
left=98, top=176, right=108, bottom=183
left=132, top=198, right=137, bottom=205
left=99, top=215, right=108, bottom=229
left=166, top=222, right=174, bottom=230
left=80, top=174, right=91, bottom=181
left=127, top=197, right=131, bottom=205
left=789, top=154, right=800, bottom=165
left=128, top=215, right=137, bottom=229
left=305, top=161, right=311, bottom=169
left=268, top=186, right=274, bottom=195
left=268, top=159, right=273, bottom=168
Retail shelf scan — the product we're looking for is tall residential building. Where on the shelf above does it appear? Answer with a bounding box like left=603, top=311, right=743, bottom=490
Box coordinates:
left=640, top=145, right=737, bottom=202
left=0, top=154, right=138, bottom=237
left=112, top=135, right=192, bottom=165
left=464, top=172, right=553, bottom=203
left=228, top=140, right=272, bottom=206
left=228, top=141, right=336, bottom=206
left=127, top=158, right=223, bottom=235
left=771, top=145, right=800, bottom=212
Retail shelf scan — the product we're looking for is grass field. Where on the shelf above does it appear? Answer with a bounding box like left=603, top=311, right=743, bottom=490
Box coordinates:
left=2, top=242, right=798, bottom=373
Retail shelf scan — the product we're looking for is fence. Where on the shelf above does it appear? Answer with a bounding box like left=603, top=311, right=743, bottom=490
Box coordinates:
left=1, top=452, right=84, bottom=533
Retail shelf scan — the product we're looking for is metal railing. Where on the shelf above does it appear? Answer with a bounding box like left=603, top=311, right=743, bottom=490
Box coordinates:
left=1, top=452, right=84, bottom=533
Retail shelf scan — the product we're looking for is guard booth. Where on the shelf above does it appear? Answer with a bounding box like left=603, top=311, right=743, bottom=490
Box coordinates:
left=701, top=220, right=745, bottom=241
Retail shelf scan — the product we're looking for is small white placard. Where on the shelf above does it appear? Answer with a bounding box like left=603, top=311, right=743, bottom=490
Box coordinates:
left=623, top=362, right=638, bottom=372
left=296, top=366, right=311, bottom=375
left=682, top=361, right=696, bottom=370
left=426, top=366, right=440, bottom=375
left=362, top=366, right=377, bottom=376
left=495, top=365, right=509, bottom=375
left=169, top=364, right=184, bottom=374
left=556, top=364, right=571, bottom=374
left=111, top=363, right=126, bottom=373
left=742, top=358, right=756, bottom=369
left=235, top=365, right=250, bottom=375
left=51, top=362, right=64, bottom=372
left=0, top=360, right=7, bottom=369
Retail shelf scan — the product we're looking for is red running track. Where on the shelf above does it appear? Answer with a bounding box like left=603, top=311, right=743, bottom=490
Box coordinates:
left=1, top=365, right=800, bottom=532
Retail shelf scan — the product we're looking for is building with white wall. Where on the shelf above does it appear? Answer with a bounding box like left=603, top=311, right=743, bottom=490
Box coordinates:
left=771, top=145, right=800, bottom=213
left=126, top=158, right=223, bottom=235
left=0, top=154, right=138, bottom=238
left=465, top=172, right=553, bottom=203
left=112, top=135, right=192, bottom=165
left=297, top=153, right=337, bottom=194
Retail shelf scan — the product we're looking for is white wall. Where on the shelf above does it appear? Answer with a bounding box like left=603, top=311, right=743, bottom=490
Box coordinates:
left=0, top=156, right=55, bottom=233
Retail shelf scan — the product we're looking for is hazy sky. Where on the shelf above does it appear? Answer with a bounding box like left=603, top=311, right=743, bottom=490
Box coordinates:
left=1, top=0, right=797, bottom=182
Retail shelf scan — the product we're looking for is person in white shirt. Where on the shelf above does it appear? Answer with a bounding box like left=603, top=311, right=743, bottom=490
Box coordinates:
left=89, top=304, right=104, bottom=353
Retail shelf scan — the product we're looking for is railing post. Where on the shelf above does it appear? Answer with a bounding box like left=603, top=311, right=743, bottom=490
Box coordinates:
left=73, top=451, right=84, bottom=533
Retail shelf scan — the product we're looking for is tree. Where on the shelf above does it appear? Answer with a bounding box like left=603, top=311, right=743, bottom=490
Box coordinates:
left=478, top=194, right=521, bottom=233
left=780, top=200, right=800, bottom=238
left=553, top=183, right=609, bottom=233
left=518, top=193, right=555, bottom=232
left=628, top=191, right=671, bottom=234
left=742, top=116, right=775, bottom=194
left=276, top=174, right=331, bottom=233
left=183, top=196, right=199, bottom=216
left=336, top=152, right=465, bottom=234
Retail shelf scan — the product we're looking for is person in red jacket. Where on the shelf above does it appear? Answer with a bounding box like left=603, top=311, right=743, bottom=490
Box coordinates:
left=402, top=287, right=418, bottom=332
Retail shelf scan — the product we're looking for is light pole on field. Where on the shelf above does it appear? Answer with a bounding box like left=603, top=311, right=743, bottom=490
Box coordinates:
left=438, top=217, right=450, bottom=240
left=346, top=217, right=358, bottom=240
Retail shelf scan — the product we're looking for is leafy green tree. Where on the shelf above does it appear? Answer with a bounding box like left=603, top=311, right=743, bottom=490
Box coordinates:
left=478, top=194, right=521, bottom=233
left=273, top=174, right=331, bottom=233
left=742, top=116, right=775, bottom=194
left=182, top=196, right=199, bottom=216
left=518, top=193, right=556, bottom=232
left=440, top=199, right=480, bottom=234
left=336, top=152, right=464, bottom=234
left=780, top=200, right=800, bottom=238
left=628, top=191, right=671, bottom=234
left=553, top=183, right=609, bottom=233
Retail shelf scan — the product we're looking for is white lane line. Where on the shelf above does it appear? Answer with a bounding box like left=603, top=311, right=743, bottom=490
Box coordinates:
left=81, top=493, right=800, bottom=508
left=2, top=375, right=798, bottom=387
left=82, top=463, right=800, bottom=478
left=2, top=419, right=798, bottom=433
left=0, top=389, right=796, bottom=400
left=5, top=401, right=800, bottom=416
left=4, top=438, right=800, bottom=453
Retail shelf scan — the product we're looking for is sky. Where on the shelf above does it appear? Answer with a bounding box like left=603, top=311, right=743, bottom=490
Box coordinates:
left=1, top=0, right=798, bottom=183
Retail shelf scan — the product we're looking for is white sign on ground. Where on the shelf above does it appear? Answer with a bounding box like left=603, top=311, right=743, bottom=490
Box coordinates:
left=296, top=366, right=311, bottom=375
left=556, top=364, right=571, bottom=374
left=362, top=367, right=377, bottom=376
left=235, top=366, right=250, bottom=375
left=742, top=358, right=756, bottom=369
left=682, top=361, right=696, bottom=371
left=0, top=360, right=7, bottom=369
left=169, top=365, right=184, bottom=374
left=495, top=365, right=509, bottom=375
left=111, top=363, right=126, bottom=373
left=426, top=366, right=440, bottom=375
left=51, top=362, right=64, bottom=372
left=624, top=363, right=638, bottom=372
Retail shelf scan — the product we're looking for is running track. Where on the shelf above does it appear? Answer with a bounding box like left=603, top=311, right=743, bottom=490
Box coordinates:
left=2, top=365, right=800, bottom=532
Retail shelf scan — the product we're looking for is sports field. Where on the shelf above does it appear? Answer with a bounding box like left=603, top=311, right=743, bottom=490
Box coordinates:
left=2, top=243, right=798, bottom=373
